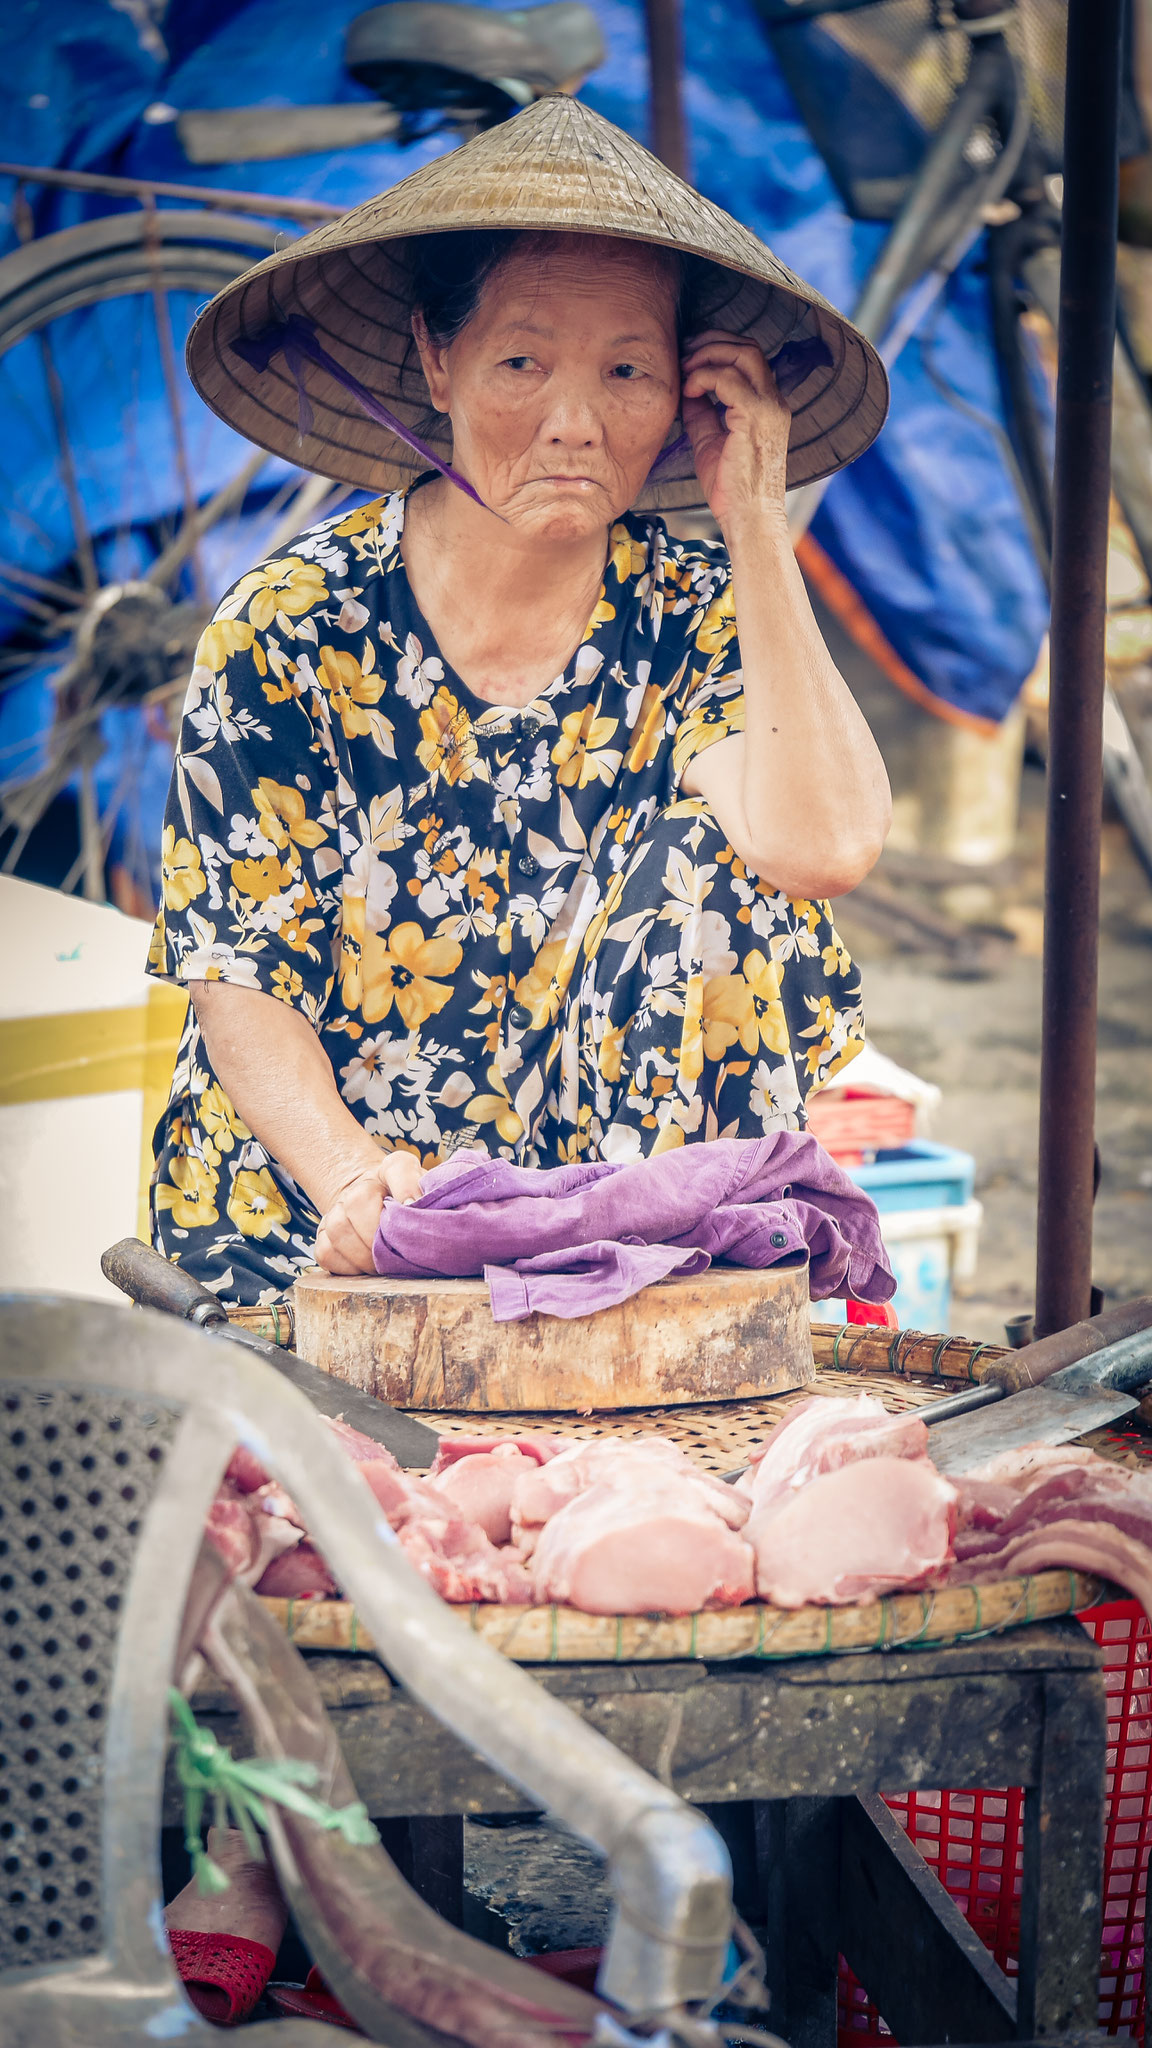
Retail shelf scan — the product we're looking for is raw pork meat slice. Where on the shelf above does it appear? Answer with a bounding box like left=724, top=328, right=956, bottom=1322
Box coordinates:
left=429, top=1434, right=568, bottom=1473
left=257, top=1540, right=339, bottom=1599
left=513, top=1435, right=749, bottom=1551
left=741, top=1394, right=929, bottom=1509
left=432, top=1443, right=543, bottom=1547
left=531, top=1481, right=755, bottom=1614
left=206, top=1495, right=302, bottom=1587
left=748, top=1456, right=957, bottom=1607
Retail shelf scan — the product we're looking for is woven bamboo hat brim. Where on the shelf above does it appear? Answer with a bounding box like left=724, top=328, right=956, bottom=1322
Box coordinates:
left=186, top=94, right=888, bottom=513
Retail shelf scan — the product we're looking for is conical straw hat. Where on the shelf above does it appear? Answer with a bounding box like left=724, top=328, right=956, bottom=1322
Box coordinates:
left=187, top=94, right=888, bottom=512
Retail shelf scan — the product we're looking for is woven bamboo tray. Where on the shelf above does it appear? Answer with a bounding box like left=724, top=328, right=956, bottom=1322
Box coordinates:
left=412, top=1364, right=944, bottom=1476
left=258, top=1570, right=1104, bottom=1665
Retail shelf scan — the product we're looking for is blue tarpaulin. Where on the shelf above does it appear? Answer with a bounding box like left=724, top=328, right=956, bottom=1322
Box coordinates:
left=0, top=0, right=1051, bottom=880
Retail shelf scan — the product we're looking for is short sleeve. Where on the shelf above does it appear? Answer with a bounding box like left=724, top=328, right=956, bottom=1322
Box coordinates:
left=147, top=559, right=343, bottom=1027
left=665, top=541, right=746, bottom=786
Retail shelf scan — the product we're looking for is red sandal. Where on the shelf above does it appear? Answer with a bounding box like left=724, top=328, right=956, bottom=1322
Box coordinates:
left=169, top=1927, right=278, bottom=2026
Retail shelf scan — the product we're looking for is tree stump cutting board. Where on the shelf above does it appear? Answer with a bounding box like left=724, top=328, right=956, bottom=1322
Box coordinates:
left=293, top=1258, right=814, bottom=1412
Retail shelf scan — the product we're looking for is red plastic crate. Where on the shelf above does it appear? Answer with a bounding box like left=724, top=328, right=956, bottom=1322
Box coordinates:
left=837, top=1598, right=1152, bottom=2044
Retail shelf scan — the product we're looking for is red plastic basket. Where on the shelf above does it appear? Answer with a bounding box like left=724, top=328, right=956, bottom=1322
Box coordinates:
left=837, top=1597, right=1152, bottom=2044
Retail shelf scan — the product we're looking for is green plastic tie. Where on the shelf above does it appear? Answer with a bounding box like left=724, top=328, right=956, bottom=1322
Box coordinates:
left=168, top=1688, right=378, bottom=1895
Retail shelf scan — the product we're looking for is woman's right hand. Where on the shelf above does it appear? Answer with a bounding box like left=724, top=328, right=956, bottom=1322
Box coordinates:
left=314, top=1149, right=424, bottom=1275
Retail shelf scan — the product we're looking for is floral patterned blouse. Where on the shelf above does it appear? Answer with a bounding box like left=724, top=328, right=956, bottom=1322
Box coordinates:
left=148, top=482, right=863, bottom=1299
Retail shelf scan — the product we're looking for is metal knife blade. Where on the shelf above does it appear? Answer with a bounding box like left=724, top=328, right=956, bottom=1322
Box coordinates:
left=927, top=1385, right=1139, bottom=1474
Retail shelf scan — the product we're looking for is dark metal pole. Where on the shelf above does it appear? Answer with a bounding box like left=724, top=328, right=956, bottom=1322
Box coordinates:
left=644, top=0, right=687, bottom=180
left=1034, top=0, right=1123, bottom=1336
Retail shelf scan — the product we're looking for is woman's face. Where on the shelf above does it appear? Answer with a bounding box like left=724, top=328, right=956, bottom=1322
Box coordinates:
left=413, top=234, right=681, bottom=543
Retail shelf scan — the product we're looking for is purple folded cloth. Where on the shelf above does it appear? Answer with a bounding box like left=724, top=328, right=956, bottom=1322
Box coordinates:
left=371, top=1136, right=895, bottom=1321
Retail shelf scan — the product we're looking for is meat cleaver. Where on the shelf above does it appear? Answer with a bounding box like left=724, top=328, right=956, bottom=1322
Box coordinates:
left=923, top=1321, right=1152, bottom=1474
left=100, top=1238, right=437, bottom=1469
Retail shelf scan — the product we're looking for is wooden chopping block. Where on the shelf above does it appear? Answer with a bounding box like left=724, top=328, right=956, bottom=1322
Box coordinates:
left=292, top=1258, right=814, bottom=1412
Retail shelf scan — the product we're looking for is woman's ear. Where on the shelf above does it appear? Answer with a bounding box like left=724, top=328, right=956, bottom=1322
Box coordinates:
left=411, top=312, right=450, bottom=414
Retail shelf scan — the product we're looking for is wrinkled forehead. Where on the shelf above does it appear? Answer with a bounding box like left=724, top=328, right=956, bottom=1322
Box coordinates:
left=482, top=231, right=681, bottom=329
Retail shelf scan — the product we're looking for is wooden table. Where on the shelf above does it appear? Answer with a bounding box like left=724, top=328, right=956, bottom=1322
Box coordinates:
left=174, top=1613, right=1107, bottom=2047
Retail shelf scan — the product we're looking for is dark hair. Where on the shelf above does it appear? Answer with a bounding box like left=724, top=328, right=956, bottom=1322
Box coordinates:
left=407, top=228, right=702, bottom=349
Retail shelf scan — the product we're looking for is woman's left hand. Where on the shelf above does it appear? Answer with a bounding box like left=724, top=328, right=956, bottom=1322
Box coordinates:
left=681, top=331, right=791, bottom=530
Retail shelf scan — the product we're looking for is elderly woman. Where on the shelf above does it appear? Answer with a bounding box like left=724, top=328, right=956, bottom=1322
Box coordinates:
left=149, top=95, right=891, bottom=1305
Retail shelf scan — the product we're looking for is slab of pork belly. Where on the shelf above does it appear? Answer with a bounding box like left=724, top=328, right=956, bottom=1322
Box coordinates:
left=512, top=1436, right=749, bottom=1556
left=748, top=1455, right=957, bottom=1607
left=531, top=1479, right=755, bottom=1614
left=740, top=1393, right=930, bottom=1510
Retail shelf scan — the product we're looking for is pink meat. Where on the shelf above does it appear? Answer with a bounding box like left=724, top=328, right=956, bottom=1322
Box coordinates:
left=224, top=1445, right=272, bottom=1495
left=513, top=1436, right=749, bottom=1550
left=531, top=1480, right=755, bottom=1615
left=748, top=1455, right=957, bottom=1607
left=956, top=1522, right=1152, bottom=1619
left=321, top=1415, right=403, bottom=1470
left=257, top=1541, right=339, bottom=1599
left=205, top=1494, right=302, bottom=1587
left=741, top=1394, right=930, bottom=1510
left=962, top=1443, right=1103, bottom=1490
left=400, top=1519, right=536, bottom=1605
left=430, top=1434, right=569, bottom=1474
left=433, top=1443, right=542, bottom=1547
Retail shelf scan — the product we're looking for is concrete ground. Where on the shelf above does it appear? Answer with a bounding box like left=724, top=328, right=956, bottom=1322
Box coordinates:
left=837, top=776, right=1152, bottom=1345
left=820, top=590, right=1152, bottom=1346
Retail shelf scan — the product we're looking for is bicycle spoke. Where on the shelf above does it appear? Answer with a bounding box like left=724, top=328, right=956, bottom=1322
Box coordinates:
left=147, top=446, right=267, bottom=590
left=36, top=329, right=99, bottom=595
left=143, top=199, right=208, bottom=606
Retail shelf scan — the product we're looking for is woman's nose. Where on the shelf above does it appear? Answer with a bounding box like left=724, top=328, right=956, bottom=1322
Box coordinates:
left=541, top=382, right=604, bottom=447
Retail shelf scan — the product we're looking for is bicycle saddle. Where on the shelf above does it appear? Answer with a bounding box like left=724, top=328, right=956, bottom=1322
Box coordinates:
left=345, top=3, right=606, bottom=115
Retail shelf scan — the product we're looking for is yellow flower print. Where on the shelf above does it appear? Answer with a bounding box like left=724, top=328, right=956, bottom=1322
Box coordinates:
left=199, top=1082, right=250, bottom=1158
left=231, top=556, right=329, bottom=632
left=695, top=581, right=736, bottom=657
left=609, top=523, right=647, bottom=582
left=581, top=593, right=616, bottom=641
left=195, top=618, right=255, bottom=672
left=745, top=949, right=791, bottom=1055
left=464, top=1064, right=525, bottom=1144
left=230, top=853, right=284, bottom=902
left=161, top=825, right=207, bottom=912
left=581, top=870, right=626, bottom=962
left=147, top=909, right=166, bottom=972
left=417, top=687, right=480, bottom=788
left=252, top=778, right=328, bottom=853
left=316, top=642, right=392, bottom=743
left=509, top=938, right=570, bottom=1030
left=701, top=975, right=757, bottom=1061
left=333, top=502, right=384, bottom=537
left=598, top=1021, right=627, bottom=1084
left=626, top=683, right=667, bottom=774
left=227, top=1166, right=291, bottom=1240
left=155, top=1154, right=218, bottom=1229
left=342, top=903, right=462, bottom=1029
left=822, top=931, right=853, bottom=977
left=470, top=973, right=507, bottom=1014
left=271, top=963, right=304, bottom=1003
left=552, top=704, right=622, bottom=789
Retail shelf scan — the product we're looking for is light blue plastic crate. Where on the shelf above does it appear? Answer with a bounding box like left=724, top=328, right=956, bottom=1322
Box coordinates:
left=846, top=1139, right=975, bottom=1214
left=820, top=1141, right=979, bottom=1331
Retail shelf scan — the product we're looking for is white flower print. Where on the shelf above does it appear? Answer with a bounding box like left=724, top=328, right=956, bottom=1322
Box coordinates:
left=395, top=632, right=445, bottom=709
left=340, top=1033, right=430, bottom=1115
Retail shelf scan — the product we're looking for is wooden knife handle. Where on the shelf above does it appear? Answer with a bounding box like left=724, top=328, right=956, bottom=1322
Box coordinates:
left=983, top=1296, right=1152, bottom=1395
left=100, top=1238, right=227, bottom=1326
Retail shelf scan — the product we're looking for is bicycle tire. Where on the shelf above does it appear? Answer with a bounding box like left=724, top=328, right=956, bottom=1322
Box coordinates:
left=0, top=211, right=279, bottom=358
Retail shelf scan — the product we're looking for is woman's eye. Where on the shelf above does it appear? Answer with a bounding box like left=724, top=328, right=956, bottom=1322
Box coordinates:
left=612, top=362, right=640, bottom=380
left=503, top=355, right=534, bottom=371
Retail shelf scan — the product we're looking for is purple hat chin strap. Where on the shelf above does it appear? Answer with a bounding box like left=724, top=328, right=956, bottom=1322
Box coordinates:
left=231, top=313, right=488, bottom=509
left=230, top=317, right=833, bottom=505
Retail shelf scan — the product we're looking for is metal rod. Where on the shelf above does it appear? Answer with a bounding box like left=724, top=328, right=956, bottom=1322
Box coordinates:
left=142, top=197, right=209, bottom=607
left=1034, top=0, right=1124, bottom=1337
left=643, top=0, right=687, bottom=180
left=145, top=448, right=268, bottom=591
left=0, top=158, right=344, bottom=223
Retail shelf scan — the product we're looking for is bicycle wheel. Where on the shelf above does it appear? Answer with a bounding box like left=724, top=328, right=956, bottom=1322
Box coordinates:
left=0, top=207, right=321, bottom=910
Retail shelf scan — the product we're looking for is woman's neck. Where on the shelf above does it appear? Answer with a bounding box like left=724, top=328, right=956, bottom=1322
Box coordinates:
left=400, top=477, right=610, bottom=707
